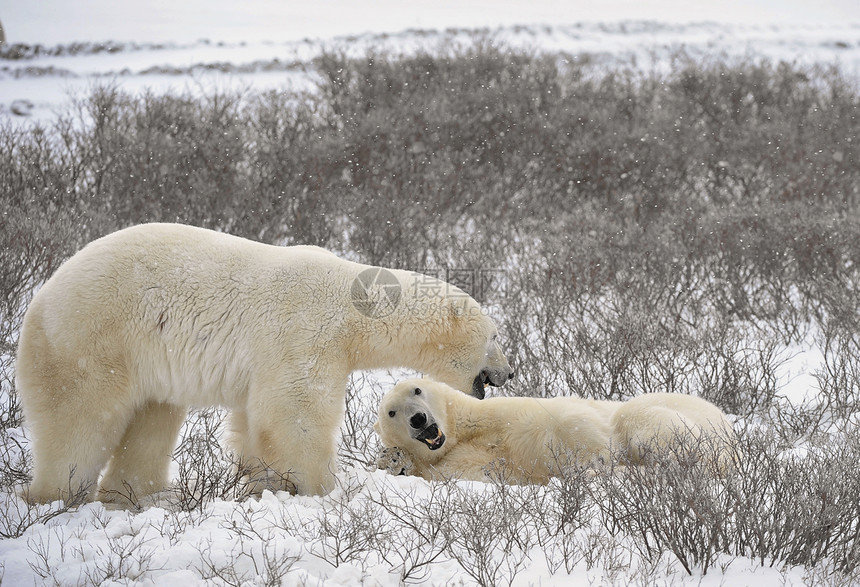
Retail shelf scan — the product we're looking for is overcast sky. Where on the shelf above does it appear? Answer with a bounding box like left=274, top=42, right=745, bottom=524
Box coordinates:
left=4, top=0, right=859, bottom=45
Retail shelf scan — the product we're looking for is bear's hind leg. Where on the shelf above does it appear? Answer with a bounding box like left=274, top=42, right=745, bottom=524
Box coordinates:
left=25, top=405, right=132, bottom=505
left=613, top=405, right=697, bottom=465
left=18, top=321, right=138, bottom=505
left=27, top=439, right=109, bottom=505
left=98, top=401, right=186, bottom=505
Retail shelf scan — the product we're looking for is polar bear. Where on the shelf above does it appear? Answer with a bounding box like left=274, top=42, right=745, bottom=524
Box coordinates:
left=16, top=223, right=513, bottom=504
left=375, top=379, right=736, bottom=483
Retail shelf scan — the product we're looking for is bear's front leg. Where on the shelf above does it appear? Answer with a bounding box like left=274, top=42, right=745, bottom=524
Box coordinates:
left=427, top=445, right=499, bottom=483
left=241, top=383, right=342, bottom=496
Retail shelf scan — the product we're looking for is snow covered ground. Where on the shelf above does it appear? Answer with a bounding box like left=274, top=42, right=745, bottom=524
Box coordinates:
left=1, top=2, right=859, bottom=122
left=1, top=2, right=859, bottom=586
left=4, top=1, right=859, bottom=45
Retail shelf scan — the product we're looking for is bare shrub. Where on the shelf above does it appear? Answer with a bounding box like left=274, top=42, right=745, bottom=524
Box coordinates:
left=0, top=459, right=89, bottom=539
left=79, top=530, right=160, bottom=584
left=770, top=398, right=834, bottom=445
left=197, top=504, right=300, bottom=586
left=0, top=492, right=78, bottom=541
left=593, top=434, right=737, bottom=575
left=170, top=408, right=249, bottom=510
left=593, top=429, right=860, bottom=576
left=296, top=475, right=387, bottom=570
left=26, top=508, right=161, bottom=584
left=508, top=459, right=595, bottom=575
left=0, top=208, right=81, bottom=431
left=368, top=479, right=451, bottom=584
left=692, top=325, right=784, bottom=415
left=340, top=372, right=388, bottom=470
left=439, top=478, right=536, bottom=587
left=814, top=287, right=860, bottom=418
left=729, top=431, right=860, bottom=572
left=2, top=43, right=860, bottom=584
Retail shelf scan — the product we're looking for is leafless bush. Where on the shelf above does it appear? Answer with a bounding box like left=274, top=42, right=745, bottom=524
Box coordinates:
left=150, top=506, right=214, bottom=546
left=340, top=372, right=388, bottom=469
left=0, top=495, right=76, bottom=541
left=27, top=508, right=161, bottom=584
left=592, top=435, right=737, bottom=575
left=815, top=310, right=860, bottom=419
left=2, top=44, right=860, bottom=584
left=26, top=526, right=73, bottom=584
left=0, top=427, right=29, bottom=492
left=292, top=474, right=387, bottom=571
left=196, top=504, right=300, bottom=586
left=169, top=408, right=249, bottom=511
left=490, top=461, right=595, bottom=576
left=370, top=473, right=560, bottom=585
left=368, top=479, right=451, bottom=583
left=692, top=325, right=784, bottom=415
left=590, top=429, right=860, bottom=576
left=439, top=478, right=536, bottom=587
left=770, top=398, right=834, bottom=445
left=729, top=431, right=860, bottom=572
left=0, top=460, right=87, bottom=539
left=79, top=530, right=160, bottom=584
left=0, top=206, right=81, bottom=431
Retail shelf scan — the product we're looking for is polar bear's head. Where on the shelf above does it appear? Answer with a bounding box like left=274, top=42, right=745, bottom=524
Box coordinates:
left=357, top=268, right=513, bottom=398
left=374, top=378, right=458, bottom=466
left=423, top=296, right=514, bottom=399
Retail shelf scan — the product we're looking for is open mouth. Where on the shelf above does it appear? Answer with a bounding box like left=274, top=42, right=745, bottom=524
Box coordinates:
left=415, top=423, right=446, bottom=450
left=471, top=371, right=502, bottom=399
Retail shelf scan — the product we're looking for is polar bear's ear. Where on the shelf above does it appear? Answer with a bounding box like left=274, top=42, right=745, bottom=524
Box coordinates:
left=373, top=420, right=381, bottom=434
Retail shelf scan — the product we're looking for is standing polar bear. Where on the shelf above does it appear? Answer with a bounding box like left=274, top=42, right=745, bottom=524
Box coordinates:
left=375, top=379, right=736, bottom=483
left=16, top=223, right=513, bottom=504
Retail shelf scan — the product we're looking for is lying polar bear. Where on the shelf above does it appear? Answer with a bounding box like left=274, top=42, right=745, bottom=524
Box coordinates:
left=374, top=378, right=736, bottom=483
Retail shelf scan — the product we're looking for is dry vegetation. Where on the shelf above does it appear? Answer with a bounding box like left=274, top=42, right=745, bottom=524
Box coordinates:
left=1, top=43, right=859, bottom=584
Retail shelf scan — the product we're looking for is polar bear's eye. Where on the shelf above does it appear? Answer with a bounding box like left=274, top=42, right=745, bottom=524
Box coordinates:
left=414, top=388, right=422, bottom=396
left=388, top=410, right=396, bottom=418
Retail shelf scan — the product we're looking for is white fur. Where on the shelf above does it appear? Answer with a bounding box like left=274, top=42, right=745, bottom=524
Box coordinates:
left=375, top=379, right=736, bottom=483
left=16, top=223, right=512, bottom=503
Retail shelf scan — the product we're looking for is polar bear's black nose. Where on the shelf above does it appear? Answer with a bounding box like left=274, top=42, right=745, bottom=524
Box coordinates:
left=410, top=413, right=427, bottom=429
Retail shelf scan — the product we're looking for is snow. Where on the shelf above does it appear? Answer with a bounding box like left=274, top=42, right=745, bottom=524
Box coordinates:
left=1, top=2, right=859, bottom=585
left=2, top=0, right=859, bottom=45
left=1, top=3, right=859, bottom=122
left=0, top=454, right=829, bottom=585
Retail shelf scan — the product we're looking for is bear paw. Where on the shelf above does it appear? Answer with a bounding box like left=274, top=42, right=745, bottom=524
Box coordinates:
left=377, top=447, right=413, bottom=476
